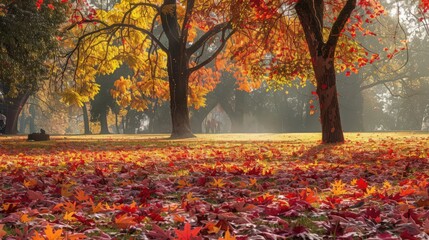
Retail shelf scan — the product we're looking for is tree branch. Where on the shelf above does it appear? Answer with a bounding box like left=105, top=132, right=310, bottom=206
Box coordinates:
left=187, top=22, right=232, bottom=55
left=189, top=29, right=236, bottom=73
left=360, top=75, right=408, bottom=91
left=74, top=19, right=168, bottom=52
left=326, top=0, right=357, bottom=48
left=295, top=0, right=324, bottom=44
left=181, top=0, right=195, bottom=44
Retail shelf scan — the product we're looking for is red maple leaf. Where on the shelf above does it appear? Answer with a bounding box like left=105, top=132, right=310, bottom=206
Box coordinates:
left=357, top=178, right=368, bottom=190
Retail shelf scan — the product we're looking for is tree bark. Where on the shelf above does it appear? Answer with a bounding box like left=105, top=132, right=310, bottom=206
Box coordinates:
left=167, top=51, right=194, bottom=138
left=99, top=109, right=110, bottom=134
left=160, top=0, right=195, bottom=139
left=315, top=63, right=344, bottom=143
left=295, top=0, right=356, bottom=143
left=4, top=92, right=30, bottom=134
left=82, top=103, right=92, bottom=134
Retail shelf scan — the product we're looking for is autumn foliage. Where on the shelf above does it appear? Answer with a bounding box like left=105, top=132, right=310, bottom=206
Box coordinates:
left=1, top=134, right=429, bottom=239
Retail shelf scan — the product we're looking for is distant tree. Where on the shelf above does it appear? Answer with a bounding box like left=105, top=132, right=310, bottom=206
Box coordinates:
left=90, top=65, right=131, bottom=134
left=0, top=0, right=67, bottom=134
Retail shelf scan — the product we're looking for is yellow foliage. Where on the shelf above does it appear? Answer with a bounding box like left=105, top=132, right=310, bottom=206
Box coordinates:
left=61, top=89, right=87, bottom=107
left=331, top=179, right=347, bottom=196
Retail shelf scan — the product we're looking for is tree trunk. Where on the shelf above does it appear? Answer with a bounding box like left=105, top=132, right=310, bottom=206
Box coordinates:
left=315, top=62, right=344, bottom=143
left=115, top=113, right=119, bottom=134
left=295, top=0, right=355, bottom=143
left=167, top=50, right=195, bottom=139
left=4, top=93, right=30, bottom=134
left=160, top=0, right=195, bottom=139
left=99, top=110, right=109, bottom=134
left=82, top=103, right=91, bottom=134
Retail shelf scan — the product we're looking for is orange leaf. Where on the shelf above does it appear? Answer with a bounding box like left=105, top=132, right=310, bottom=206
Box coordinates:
left=31, top=231, right=45, bottom=240
left=115, top=214, right=137, bottom=229
left=175, top=222, right=201, bottom=240
left=74, top=189, right=90, bottom=202
left=400, top=187, right=416, bottom=197
left=219, top=229, right=236, bottom=240
left=90, top=200, right=105, bottom=213
left=63, top=212, right=77, bottom=221
left=44, top=225, right=63, bottom=240
left=0, top=224, right=7, bottom=238
left=67, top=233, right=87, bottom=240
left=20, top=213, right=34, bottom=223
left=172, top=214, right=186, bottom=223
left=210, top=178, right=226, bottom=188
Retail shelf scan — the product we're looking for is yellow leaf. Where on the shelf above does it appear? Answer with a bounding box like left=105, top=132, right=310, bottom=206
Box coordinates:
left=331, top=179, right=347, bottom=196
left=186, top=192, right=199, bottom=202
left=383, top=180, right=392, bottom=190
left=210, top=178, right=226, bottom=188
left=20, top=213, right=34, bottom=223
left=364, top=186, right=377, bottom=198
left=44, top=225, right=63, bottom=240
left=61, top=89, right=85, bottom=107
left=63, top=212, right=77, bottom=221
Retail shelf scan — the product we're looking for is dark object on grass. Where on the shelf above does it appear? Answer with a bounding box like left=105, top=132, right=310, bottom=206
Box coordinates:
left=28, top=129, right=50, bottom=141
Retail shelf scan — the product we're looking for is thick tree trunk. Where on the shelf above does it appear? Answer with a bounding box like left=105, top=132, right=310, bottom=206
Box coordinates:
left=167, top=50, right=194, bottom=139
left=4, top=93, right=30, bottom=134
left=160, top=0, right=195, bottom=139
left=168, top=74, right=194, bottom=138
left=315, top=63, right=344, bottom=143
left=99, top=110, right=109, bottom=134
left=82, top=103, right=91, bottom=134
left=295, top=0, right=355, bottom=143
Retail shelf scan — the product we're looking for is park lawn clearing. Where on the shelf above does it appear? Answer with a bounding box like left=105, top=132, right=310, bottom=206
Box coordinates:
left=0, top=133, right=428, bottom=239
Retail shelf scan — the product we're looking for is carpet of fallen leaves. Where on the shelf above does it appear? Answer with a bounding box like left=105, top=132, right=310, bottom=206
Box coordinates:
left=1, top=133, right=429, bottom=240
